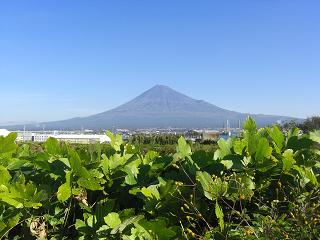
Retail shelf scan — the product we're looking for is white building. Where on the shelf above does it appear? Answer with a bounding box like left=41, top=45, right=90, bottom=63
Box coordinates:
left=0, top=129, right=11, bottom=137
left=50, top=134, right=110, bottom=144
left=33, top=133, right=52, bottom=142
left=14, top=130, right=111, bottom=144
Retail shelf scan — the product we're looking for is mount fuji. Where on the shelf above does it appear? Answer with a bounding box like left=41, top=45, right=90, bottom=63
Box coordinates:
left=5, top=85, right=298, bottom=130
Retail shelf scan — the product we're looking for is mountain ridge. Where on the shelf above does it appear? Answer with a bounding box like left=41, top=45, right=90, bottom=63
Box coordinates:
left=4, top=85, right=299, bottom=130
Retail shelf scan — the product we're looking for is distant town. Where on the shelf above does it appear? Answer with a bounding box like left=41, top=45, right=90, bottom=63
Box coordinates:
left=0, top=119, right=243, bottom=144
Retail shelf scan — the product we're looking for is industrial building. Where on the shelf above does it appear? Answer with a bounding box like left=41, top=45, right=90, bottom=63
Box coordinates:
left=0, top=129, right=11, bottom=137
left=52, top=134, right=110, bottom=144
left=14, top=130, right=110, bottom=144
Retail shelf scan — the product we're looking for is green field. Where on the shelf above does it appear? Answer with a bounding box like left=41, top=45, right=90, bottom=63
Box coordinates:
left=0, top=117, right=319, bottom=239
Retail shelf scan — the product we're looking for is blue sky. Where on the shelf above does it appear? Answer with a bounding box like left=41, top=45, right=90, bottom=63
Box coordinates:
left=0, top=0, right=319, bottom=124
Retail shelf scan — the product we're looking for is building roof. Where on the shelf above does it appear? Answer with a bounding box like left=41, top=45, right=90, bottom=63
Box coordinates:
left=0, top=129, right=11, bottom=137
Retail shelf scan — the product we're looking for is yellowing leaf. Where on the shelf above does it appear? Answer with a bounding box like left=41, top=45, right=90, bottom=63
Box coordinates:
left=282, top=149, right=296, bottom=172
left=104, top=212, right=121, bottom=228
left=57, top=183, right=71, bottom=202
left=141, top=185, right=160, bottom=200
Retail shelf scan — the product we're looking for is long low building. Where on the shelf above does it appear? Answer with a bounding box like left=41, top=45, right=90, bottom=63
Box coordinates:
left=52, top=134, right=110, bottom=144
left=0, top=129, right=11, bottom=137
left=14, top=131, right=111, bottom=144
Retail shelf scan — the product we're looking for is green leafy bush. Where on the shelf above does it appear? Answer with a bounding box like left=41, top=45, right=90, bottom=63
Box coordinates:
left=0, top=117, right=319, bottom=239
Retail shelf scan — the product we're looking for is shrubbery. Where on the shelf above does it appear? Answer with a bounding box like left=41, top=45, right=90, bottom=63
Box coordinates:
left=0, top=117, right=319, bottom=239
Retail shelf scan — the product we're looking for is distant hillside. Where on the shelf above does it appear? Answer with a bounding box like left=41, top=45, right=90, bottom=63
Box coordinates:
left=5, top=85, right=299, bottom=130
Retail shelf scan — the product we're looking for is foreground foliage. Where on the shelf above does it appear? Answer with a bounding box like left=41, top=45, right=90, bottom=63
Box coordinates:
left=0, top=117, right=319, bottom=239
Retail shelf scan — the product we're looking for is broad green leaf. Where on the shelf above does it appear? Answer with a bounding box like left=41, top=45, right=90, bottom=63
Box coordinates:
left=122, top=225, right=151, bottom=240
left=23, top=200, right=42, bottom=209
left=33, top=159, right=50, bottom=171
left=215, top=201, right=224, bottom=231
left=220, top=155, right=244, bottom=170
left=6, top=159, right=29, bottom=170
left=0, top=184, right=9, bottom=192
left=141, top=185, right=160, bottom=200
left=243, top=117, right=260, bottom=155
left=294, top=166, right=318, bottom=186
left=0, top=133, right=17, bottom=154
left=124, top=171, right=137, bottom=185
left=256, top=156, right=278, bottom=172
left=106, top=131, right=123, bottom=152
left=6, top=213, right=22, bottom=231
left=196, top=171, right=227, bottom=200
left=96, top=225, right=110, bottom=234
left=104, top=212, right=121, bottom=228
left=31, top=190, right=48, bottom=204
left=94, top=199, right=115, bottom=225
left=304, top=168, right=317, bottom=185
left=143, top=151, right=159, bottom=164
left=255, top=138, right=272, bottom=163
left=123, top=159, right=141, bottom=185
left=108, top=153, right=133, bottom=170
left=176, top=137, right=191, bottom=157
left=130, top=185, right=160, bottom=200
left=100, top=154, right=110, bottom=176
left=234, top=139, right=246, bottom=155
left=86, top=215, right=96, bottom=228
left=214, top=138, right=232, bottom=160
left=288, top=127, right=299, bottom=138
left=310, top=130, right=320, bottom=143
left=17, top=144, right=29, bottom=157
left=0, top=220, right=6, bottom=233
left=138, top=218, right=176, bottom=240
left=220, top=160, right=233, bottom=169
left=75, top=219, right=86, bottom=230
left=45, top=137, right=62, bottom=155
left=243, top=116, right=257, bottom=133
left=57, top=171, right=72, bottom=202
left=58, top=158, right=71, bottom=168
left=196, top=171, right=214, bottom=200
left=68, top=147, right=82, bottom=172
left=68, top=147, right=90, bottom=178
left=77, top=177, right=103, bottom=191
left=0, top=194, right=23, bottom=208
left=111, top=215, right=144, bottom=234
left=282, top=149, right=296, bottom=172
left=267, top=126, right=284, bottom=153
left=158, top=178, right=176, bottom=198
left=0, top=166, right=11, bottom=185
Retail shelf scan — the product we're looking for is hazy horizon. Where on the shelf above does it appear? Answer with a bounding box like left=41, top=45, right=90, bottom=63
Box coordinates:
left=0, top=85, right=303, bottom=128
left=1, top=1, right=319, bottom=124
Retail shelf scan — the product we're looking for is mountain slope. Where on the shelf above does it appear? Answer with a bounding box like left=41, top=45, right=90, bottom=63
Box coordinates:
left=5, top=85, right=298, bottom=130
